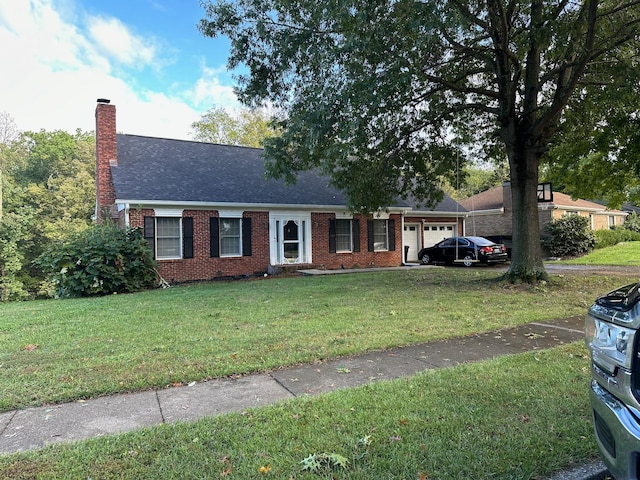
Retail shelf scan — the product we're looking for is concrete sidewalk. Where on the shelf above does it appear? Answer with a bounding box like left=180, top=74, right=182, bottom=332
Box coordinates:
left=0, top=315, right=608, bottom=478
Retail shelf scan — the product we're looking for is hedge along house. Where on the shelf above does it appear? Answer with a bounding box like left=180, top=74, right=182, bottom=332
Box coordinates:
left=95, top=99, right=467, bottom=283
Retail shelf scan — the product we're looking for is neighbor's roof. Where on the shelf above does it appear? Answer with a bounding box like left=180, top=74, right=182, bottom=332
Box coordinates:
left=551, top=192, right=623, bottom=211
left=460, top=184, right=625, bottom=213
left=459, top=185, right=504, bottom=211
left=111, top=134, right=464, bottom=213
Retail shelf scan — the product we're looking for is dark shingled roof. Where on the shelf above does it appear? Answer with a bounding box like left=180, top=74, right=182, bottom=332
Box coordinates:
left=111, top=134, right=464, bottom=212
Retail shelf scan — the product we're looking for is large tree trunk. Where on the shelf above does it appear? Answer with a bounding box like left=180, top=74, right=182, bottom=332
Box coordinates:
left=503, top=139, right=548, bottom=283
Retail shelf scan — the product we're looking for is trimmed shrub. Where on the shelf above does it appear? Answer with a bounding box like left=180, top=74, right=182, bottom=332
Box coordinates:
left=542, top=214, right=595, bottom=257
left=594, top=228, right=640, bottom=249
left=36, top=223, right=158, bottom=298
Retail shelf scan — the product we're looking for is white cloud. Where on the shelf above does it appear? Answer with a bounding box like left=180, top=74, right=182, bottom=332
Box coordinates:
left=187, top=64, right=240, bottom=111
left=87, top=15, right=157, bottom=67
left=0, top=0, right=240, bottom=141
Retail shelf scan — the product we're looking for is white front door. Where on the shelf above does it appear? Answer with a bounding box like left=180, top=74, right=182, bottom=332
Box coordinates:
left=403, top=223, right=420, bottom=262
left=270, top=213, right=312, bottom=265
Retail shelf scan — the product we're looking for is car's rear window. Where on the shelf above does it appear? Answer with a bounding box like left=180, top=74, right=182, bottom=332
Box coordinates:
left=467, top=236, right=494, bottom=246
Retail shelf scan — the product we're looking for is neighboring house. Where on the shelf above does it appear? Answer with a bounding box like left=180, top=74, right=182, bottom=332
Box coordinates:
left=622, top=203, right=640, bottom=215
left=95, top=99, right=467, bottom=283
left=459, top=182, right=627, bottom=247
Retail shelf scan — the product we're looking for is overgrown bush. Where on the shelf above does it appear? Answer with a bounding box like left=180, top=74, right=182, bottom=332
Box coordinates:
left=542, top=214, right=595, bottom=258
left=594, top=228, right=640, bottom=249
left=623, top=211, right=640, bottom=233
left=36, top=223, right=158, bottom=298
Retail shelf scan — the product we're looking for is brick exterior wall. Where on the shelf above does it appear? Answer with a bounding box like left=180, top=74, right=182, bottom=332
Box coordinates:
left=129, top=209, right=404, bottom=283
left=549, top=209, right=624, bottom=230
left=465, top=213, right=512, bottom=238
left=311, top=213, right=402, bottom=269
left=129, top=209, right=271, bottom=283
left=95, top=102, right=117, bottom=222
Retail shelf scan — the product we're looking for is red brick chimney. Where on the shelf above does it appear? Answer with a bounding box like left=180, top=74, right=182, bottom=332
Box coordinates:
left=95, top=99, right=117, bottom=222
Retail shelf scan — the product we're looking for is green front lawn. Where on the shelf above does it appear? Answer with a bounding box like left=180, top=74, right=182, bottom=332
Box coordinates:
left=0, top=343, right=596, bottom=480
left=1, top=267, right=631, bottom=479
left=0, top=268, right=632, bottom=412
left=558, top=240, right=640, bottom=266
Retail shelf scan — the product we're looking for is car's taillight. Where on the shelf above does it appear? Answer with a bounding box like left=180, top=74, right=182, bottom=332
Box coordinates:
left=501, top=246, right=506, bottom=253
left=479, top=246, right=492, bottom=254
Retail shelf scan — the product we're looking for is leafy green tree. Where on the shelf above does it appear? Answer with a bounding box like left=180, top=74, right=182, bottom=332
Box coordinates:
left=0, top=212, right=30, bottom=301
left=199, top=0, right=640, bottom=283
left=542, top=54, right=640, bottom=208
left=190, top=106, right=279, bottom=147
left=1, top=129, right=95, bottom=297
left=446, top=164, right=508, bottom=201
left=0, top=112, right=19, bottom=221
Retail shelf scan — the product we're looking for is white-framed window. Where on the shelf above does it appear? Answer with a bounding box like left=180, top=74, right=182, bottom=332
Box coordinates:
left=220, top=218, right=242, bottom=257
left=608, top=216, right=616, bottom=228
left=335, top=219, right=353, bottom=252
left=373, top=219, right=388, bottom=251
left=156, top=217, right=182, bottom=259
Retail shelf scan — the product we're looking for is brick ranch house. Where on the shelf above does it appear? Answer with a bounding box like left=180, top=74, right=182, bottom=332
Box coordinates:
left=95, top=99, right=467, bottom=283
left=459, top=182, right=627, bottom=251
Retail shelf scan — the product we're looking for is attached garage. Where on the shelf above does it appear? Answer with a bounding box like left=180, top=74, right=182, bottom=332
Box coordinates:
left=400, top=197, right=467, bottom=264
left=402, top=222, right=459, bottom=263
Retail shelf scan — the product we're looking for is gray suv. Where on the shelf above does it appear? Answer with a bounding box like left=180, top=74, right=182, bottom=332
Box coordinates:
left=586, top=282, right=640, bottom=479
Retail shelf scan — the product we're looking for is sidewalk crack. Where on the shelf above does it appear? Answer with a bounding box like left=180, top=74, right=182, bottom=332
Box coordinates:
left=155, top=391, right=166, bottom=424
left=531, top=322, right=584, bottom=334
left=0, top=411, right=18, bottom=438
left=268, top=374, right=299, bottom=398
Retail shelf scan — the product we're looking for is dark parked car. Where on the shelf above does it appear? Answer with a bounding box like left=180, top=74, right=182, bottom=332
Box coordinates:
left=418, top=236, right=508, bottom=267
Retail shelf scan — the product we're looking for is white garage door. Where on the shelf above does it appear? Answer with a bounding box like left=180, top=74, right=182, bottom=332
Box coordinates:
left=403, top=224, right=420, bottom=262
left=423, top=224, right=455, bottom=248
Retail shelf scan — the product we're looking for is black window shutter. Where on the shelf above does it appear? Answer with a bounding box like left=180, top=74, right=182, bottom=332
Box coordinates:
left=143, top=216, right=156, bottom=258
left=367, top=220, right=374, bottom=252
left=328, top=219, right=337, bottom=253
left=352, top=219, right=360, bottom=252
left=242, top=218, right=252, bottom=257
left=183, top=217, right=194, bottom=259
left=210, top=218, right=220, bottom=258
left=388, top=219, right=396, bottom=251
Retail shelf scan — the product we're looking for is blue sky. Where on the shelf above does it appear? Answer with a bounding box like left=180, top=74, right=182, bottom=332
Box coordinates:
left=0, top=0, right=241, bottom=139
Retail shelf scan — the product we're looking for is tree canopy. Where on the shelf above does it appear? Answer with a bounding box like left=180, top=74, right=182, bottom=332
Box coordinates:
left=190, top=106, right=279, bottom=147
left=200, top=0, right=640, bottom=282
left=0, top=129, right=95, bottom=300
left=542, top=50, right=640, bottom=209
